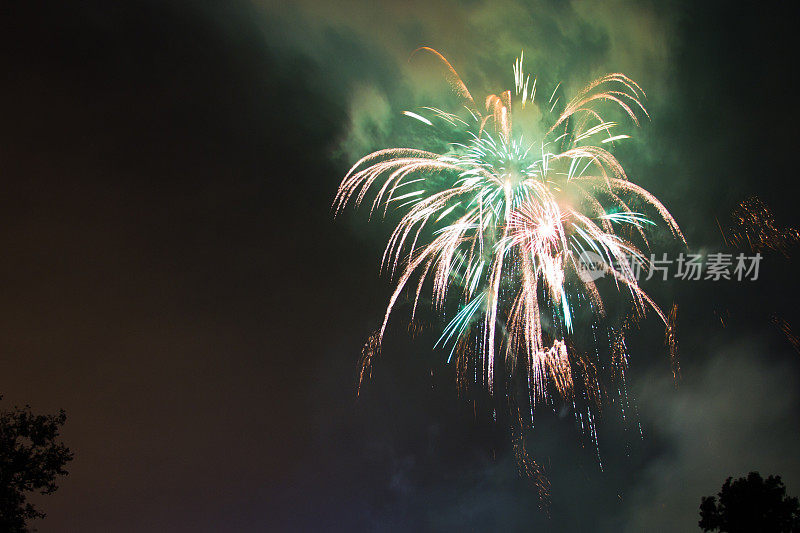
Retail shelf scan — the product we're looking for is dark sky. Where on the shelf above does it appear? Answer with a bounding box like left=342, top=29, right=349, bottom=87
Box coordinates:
left=1, top=1, right=800, bottom=531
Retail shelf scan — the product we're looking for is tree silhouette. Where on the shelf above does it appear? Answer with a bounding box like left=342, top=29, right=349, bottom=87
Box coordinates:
left=0, top=395, right=73, bottom=532
left=699, top=472, right=800, bottom=532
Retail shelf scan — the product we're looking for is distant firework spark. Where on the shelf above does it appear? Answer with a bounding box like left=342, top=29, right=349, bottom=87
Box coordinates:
left=336, top=48, right=683, bottom=467
left=721, top=196, right=800, bottom=256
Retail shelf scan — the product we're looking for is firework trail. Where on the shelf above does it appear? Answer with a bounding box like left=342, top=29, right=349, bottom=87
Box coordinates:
left=772, top=314, right=800, bottom=355
left=357, top=331, right=381, bottom=397
left=666, top=303, right=680, bottom=381
left=336, top=48, right=683, bottom=455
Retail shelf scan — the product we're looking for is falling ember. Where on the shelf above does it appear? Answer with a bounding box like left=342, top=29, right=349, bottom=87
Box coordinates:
left=772, top=314, right=800, bottom=355
left=722, top=196, right=800, bottom=256
left=512, top=410, right=551, bottom=513
left=337, top=48, right=682, bottom=462
left=666, top=303, right=681, bottom=382
left=357, top=331, right=381, bottom=397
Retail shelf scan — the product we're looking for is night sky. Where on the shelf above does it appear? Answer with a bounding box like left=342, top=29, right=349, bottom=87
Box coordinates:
left=2, top=1, right=800, bottom=531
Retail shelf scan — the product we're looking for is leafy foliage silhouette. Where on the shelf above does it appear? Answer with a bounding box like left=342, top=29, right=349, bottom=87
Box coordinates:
left=699, top=472, right=800, bottom=532
left=1, top=395, right=73, bottom=532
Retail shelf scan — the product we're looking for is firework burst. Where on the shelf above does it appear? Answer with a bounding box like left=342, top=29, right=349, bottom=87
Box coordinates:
left=336, top=48, right=683, bottom=450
